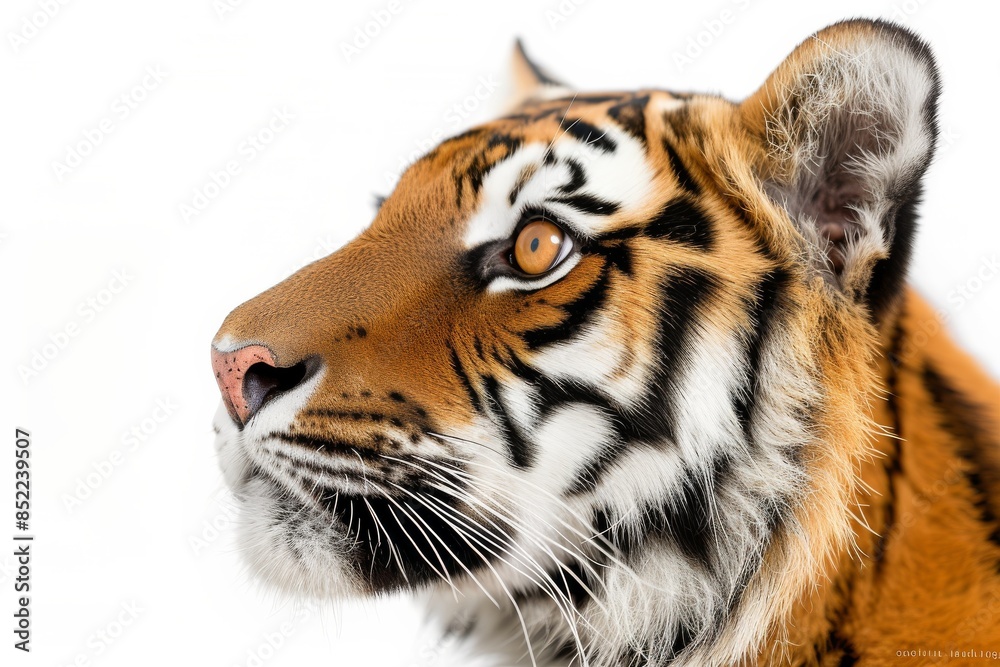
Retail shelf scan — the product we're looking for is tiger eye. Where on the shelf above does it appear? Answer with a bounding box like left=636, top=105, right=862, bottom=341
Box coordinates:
left=513, top=220, right=565, bottom=275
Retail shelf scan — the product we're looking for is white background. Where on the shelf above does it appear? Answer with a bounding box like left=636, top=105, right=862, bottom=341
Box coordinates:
left=2, top=0, right=998, bottom=665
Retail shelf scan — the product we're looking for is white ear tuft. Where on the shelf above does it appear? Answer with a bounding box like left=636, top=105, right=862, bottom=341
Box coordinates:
left=742, top=19, right=940, bottom=318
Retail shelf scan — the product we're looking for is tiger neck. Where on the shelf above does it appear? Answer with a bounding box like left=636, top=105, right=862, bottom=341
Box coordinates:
left=760, top=290, right=1000, bottom=666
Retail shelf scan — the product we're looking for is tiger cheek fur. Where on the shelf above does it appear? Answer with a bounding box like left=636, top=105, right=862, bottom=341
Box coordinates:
left=211, top=20, right=1000, bottom=667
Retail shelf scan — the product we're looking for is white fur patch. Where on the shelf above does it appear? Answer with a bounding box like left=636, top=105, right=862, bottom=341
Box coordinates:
left=462, top=124, right=655, bottom=270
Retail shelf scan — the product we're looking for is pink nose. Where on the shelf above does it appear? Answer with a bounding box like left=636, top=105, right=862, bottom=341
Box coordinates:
left=211, top=344, right=308, bottom=426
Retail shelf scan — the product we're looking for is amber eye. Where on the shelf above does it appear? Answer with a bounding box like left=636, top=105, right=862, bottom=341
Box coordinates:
left=512, top=220, right=568, bottom=275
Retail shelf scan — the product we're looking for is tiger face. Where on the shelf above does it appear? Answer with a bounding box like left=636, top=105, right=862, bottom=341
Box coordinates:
left=212, top=20, right=940, bottom=665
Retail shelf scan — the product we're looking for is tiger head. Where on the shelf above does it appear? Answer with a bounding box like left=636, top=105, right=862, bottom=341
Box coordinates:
left=212, top=19, right=939, bottom=665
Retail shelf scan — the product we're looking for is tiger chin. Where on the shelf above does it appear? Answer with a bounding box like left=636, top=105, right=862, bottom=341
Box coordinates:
left=211, top=19, right=1000, bottom=667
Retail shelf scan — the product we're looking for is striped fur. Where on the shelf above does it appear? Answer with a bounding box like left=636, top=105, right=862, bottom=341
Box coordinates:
left=211, top=19, right=1000, bottom=666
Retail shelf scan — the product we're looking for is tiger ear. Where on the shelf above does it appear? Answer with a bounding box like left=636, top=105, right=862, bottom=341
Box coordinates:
left=507, top=39, right=571, bottom=110
left=740, top=19, right=940, bottom=320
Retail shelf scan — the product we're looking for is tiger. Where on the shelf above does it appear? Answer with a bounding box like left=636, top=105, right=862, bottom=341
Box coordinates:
left=210, top=18, right=1000, bottom=667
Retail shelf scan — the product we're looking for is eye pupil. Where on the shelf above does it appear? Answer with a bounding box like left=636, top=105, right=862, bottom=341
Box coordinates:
left=530, top=238, right=539, bottom=252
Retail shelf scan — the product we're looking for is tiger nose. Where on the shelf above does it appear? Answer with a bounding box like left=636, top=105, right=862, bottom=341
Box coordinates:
left=210, top=344, right=310, bottom=426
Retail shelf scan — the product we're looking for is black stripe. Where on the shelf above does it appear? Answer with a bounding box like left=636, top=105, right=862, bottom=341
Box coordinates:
left=560, top=118, right=617, bottom=153
left=512, top=559, right=593, bottom=609
left=595, top=455, right=731, bottom=565
left=827, top=631, right=860, bottom=667
left=448, top=344, right=483, bottom=413
left=923, top=364, right=1000, bottom=562
left=317, top=471, right=502, bottom=592
left=607, top=95, right=649, bottom=144
left=873, top=320, right=905, bottom=573
left=808, top=558, right=859, bottom=664
left=724, top=493, right=784, bottom=616
left=300, top=408, right=414, bottom=430
left=521, top=268, right=719, bottom=495
left=716, top=187, right=783, bottom=265
left=594, top=240, right=634, bottom=277
left=548, top=192, right=621, bottom=216
left=565, top=440, right=629, bottom=496
left=452, top=165, right=466, bottom=209
left=559, top=158, right=587, bottom=194
left=885, top=321, right=906, bottom=437
left=502, top=345, right=602, bottom=417
left=499, top=346, right=638, bottom=494
left=873, top=435, right=900, bottom=574
left=628, top=268, right=720, bottom=445
left=269, top=432, right=388, bottom=461
left=420, top=126, right=485, bottom=167
left=732, top=269, right=788, bottom=444
left=665, top=104, right=698, bottom=145
left=839, top=652, right=860, bottom=667
left=661, top=137, right=700, bottom=194
left=657, top=456, right=732, bottom=564
left=270, top=448, right=370, bottom=485
left=462, top=133, right=524, bottom=208
left=523, top=264, right=611, bottom=349
left=864, top=182, right=923, bottom=323
left=644, top=197, right=714, bottom=250
left=668, top=621, right=698, bottom=662
left=555, top=93, right=624, bottom=104
left=482, top=375, right=535, bottom=468
left=508, top=165, right=535, bottom=206
left=526, top=267, right=717, bottom=449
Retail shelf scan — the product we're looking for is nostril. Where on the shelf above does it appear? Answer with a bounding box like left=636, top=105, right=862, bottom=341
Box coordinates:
left=242, top=360, right=309, bottom=421
left=211, top=343, right=319, bottom=426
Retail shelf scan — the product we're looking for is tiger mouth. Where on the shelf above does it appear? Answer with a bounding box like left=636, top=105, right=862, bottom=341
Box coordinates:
left=256, top=431, right=439, bottom=496
left=233, top=436, right=519, bottom=594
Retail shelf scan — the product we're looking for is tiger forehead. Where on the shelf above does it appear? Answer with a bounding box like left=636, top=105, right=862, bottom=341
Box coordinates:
left=373, top=89, right=716, bottom=248
left=416, top=90, right=696, bottom=172
left=507, top=90, right=690, bottom=125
